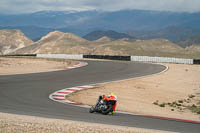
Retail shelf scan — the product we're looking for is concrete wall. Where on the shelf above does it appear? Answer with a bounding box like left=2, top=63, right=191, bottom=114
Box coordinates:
left=37, top=54, right=83, bottom=60
left=131, top=56, right=193, bottom=64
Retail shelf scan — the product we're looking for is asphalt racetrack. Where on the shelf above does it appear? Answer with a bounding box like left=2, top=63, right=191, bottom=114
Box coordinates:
left=0, top=60, right=199, bottom=133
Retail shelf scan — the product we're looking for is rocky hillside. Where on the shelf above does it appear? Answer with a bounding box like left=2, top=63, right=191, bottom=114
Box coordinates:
left=185, top=45, right=200, bottom=54
left=92, top=39, right=188, bottom=57
left=0, top=30, right=33, bottom=55
left=177, top=36, right=200, bottom=48
left=94, top=36, right=114, bottom=43
left=15, top=31, right=91, bottom=54
left=83, top=30, right=134, bottom=41
left=11, top=30, right=200, bottom=58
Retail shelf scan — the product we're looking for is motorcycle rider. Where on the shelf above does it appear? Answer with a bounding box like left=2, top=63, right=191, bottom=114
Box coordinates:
left=99, top=92, right=117, bottom=115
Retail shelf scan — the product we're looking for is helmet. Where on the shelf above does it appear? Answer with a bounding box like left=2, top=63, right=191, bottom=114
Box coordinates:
left=111, top=92, right=115, bottom=96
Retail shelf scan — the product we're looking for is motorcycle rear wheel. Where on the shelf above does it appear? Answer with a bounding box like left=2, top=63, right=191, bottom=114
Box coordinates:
left=102, top=104, right=113, bottom=115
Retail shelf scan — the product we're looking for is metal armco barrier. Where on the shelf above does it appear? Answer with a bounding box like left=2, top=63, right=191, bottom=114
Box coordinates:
left=193, top=59, right=200, bottom=64
left=2, top=54, right=200, bottom=64
left=3, top=54, right=37, bottom=57
left=131, top=56, right=194, bottom=64
left=83, top=55, right=131, bottom=61
left=37, top=54, right=83, bottom=59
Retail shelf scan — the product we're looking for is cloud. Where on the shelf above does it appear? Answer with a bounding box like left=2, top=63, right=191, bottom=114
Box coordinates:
left=0, top=0, right=94, bottom=14
left=0, top=0, right=200, bottom=14
left=85, top=0, right=200, bottom=12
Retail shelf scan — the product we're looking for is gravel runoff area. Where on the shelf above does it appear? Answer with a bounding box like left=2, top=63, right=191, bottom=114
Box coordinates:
left=0, top=112, right=173, bottom=133
left=0, top=57, right=78, bottom=75
left=68, top=63, right=200, bottom=121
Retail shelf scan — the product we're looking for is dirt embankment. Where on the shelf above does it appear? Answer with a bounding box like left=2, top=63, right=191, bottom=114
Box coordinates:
left=0, top=57, right=78, bottom=75
left=68, top=63, right=200, bottom=121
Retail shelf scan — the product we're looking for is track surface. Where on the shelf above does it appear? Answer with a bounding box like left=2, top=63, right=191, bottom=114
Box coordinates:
left=0, top=60, right=199, bottom=133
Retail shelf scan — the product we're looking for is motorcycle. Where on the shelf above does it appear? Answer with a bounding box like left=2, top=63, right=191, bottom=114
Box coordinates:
left=89, top=96, right=116, bottom=115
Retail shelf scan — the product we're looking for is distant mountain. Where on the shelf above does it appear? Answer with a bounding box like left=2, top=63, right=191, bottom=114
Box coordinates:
left=0, top=10, right=100, bottom=31
left=0, top=30, right=33, bottom=55
left=127, top=26, right=200, bottom=43
left=83, top=30, right=133, bottom=41
left=177, top=36, right=200, bottom=48
left=1, top=10, right=200, bottom=30
left=1, top=10, right=200, bottom=37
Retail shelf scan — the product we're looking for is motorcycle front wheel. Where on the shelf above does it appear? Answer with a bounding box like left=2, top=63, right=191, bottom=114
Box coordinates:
left=89, top=106, right=95, bottom=113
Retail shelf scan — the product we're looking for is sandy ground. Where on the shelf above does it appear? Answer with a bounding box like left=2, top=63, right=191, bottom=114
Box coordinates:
left=0, top=112, right=172, bottom=133
left=68, top=63, right=200, bottom=121
left=0, top=57, right=78, bottom=75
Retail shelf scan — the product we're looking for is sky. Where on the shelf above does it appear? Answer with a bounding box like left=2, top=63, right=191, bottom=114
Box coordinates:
left=0, top=0, right=200, bottom=14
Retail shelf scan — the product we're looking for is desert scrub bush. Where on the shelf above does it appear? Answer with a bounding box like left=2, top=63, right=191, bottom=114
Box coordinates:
left=153, top=100, right=159, bottom=105
left=159, top=103, right=166, bottom=107
left=178, top=100, right=183, bottom=103
left=177, top=106, right=183, bottom=111
left=168, top=102, right=176, bottom=107
left=171, top=103, right=176, bottom=107
left=154, top=100, right=185, bottom=111
left=188, top=94, right=195, bottom=99
left=187, top=104, right=200, bottom=114
left=167, top=102, right=171, bottom=106
left=153, top=97, right=200, bottom=115
left=153, top=101, right=166, bottom=107
left=184, top=99, right=190, bottom=103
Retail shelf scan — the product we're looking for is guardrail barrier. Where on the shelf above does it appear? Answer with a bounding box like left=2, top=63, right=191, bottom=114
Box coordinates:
left=36, top=54, right=83, bottom=59
left=131, top=56, right=194, bottom=64
left=2, top=54, right=200, bottom=64
left=83, top=55, right=131, bottom=61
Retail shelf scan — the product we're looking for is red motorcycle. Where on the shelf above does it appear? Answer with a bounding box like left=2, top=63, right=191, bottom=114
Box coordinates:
left=89, top=95, right=117, bottom=115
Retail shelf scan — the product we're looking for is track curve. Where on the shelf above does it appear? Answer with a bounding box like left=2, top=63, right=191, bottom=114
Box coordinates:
left=0, top=60, right=199, bottom=133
